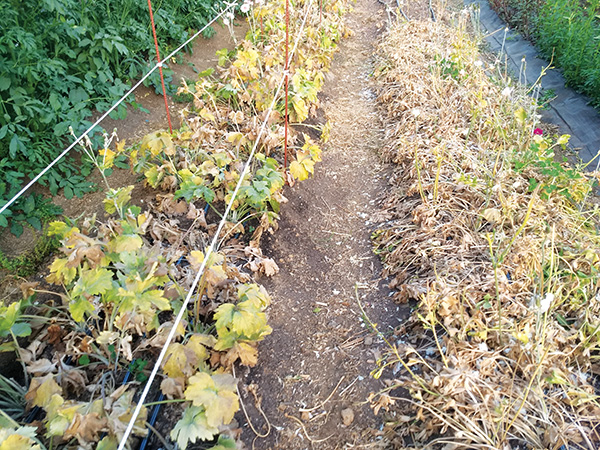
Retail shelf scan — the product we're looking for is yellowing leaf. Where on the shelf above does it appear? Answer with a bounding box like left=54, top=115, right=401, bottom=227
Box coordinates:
left=289, top=160, right=309, bottom=181
left=162, top=343, right=198, bottom=378
left=116, top=139, right=127, bottom=153
left=99, top=148, right=116, bottom=169
left=186, top=334, right=211, bottom=362
left=226, top=132, right=245, bottom=147
left=237, top=283, right=271, bottom=309
left=199, top=107, right=216, bottom=122
left=110, top=234, right=143, bottom=253
left=290, top=148, right=316, bottom=182
left=184, top=372, right=239, bottom=428
left=46, top=257, right=77, bottom=285
left=26, top=374, right=62, bottom=408
left=104, top=185, right=135, bottom=215
left=0, top=427, right=40, bottom=450
left=0, top=433, right=40, bottom=450
left=514, top=106, right=527, bottom=124
left=557, top=134, right=570, bottom=146
left=301, top=134, right=322, bottom=162
left=141, top=131, right=175, bottom=156
left=47, top=221, right=79, bottom=239
left=291, top=95, right=308, bottom=122
left=170, top=405, right=219, bottom=450
left=73, top=267, right=113, bottom=297
left=214, top=301, right=272, bottom=344
left=222, top=341, right=258, bottom=367
left=178, top=131, right=193, bottom=141
left=69, top=297, right=95, bottom=322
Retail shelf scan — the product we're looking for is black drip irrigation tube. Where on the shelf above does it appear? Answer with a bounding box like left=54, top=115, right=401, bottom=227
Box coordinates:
left=138, top=393, right=165, bottom=450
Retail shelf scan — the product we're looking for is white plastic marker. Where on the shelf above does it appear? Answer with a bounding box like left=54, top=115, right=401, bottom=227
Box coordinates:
left=0, top=2, right=238, bottom=217
left=116, top=1, right=315, bottom=448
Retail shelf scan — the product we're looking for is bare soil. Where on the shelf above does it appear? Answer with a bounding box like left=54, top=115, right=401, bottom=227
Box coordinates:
left=235, top=1, right=416, bottom=448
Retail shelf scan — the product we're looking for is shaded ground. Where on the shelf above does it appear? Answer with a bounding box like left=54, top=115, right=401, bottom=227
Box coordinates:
left=237, top=0, right=415, bottom=448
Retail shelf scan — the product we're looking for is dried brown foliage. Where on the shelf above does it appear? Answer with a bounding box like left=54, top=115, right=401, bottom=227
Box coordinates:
left=372, top=16, right=600, bottom=449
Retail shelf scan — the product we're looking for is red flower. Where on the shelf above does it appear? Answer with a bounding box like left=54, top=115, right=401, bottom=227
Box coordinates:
left=533, top=128, right=544, bottom=135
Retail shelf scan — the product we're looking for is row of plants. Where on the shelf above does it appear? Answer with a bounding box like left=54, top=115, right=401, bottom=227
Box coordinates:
left=370, top=11, right=600, bottom=449
left=0, top=0, right=351, bottom=448
left=488, top=0, right=600, bottom=107
left=0, top=0, right=227, bottom=236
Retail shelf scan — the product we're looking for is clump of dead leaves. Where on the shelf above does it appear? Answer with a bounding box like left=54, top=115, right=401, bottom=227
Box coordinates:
left=371, top=14, right=600, bottom=450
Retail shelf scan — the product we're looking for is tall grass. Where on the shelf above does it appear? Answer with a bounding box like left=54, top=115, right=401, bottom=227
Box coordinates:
left=490, top=0, right=600, bottom=108
left=536, top=0, right=600, bottom=105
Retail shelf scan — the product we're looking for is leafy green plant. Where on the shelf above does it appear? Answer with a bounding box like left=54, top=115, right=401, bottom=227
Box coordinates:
left=512, top=133, right=592, bottom=202
left=0, top=0, right=226, bottom=234
left=0, top=1, right=351, bottom=448
left=0, top=194, right=63, bottom=238
left=489, top=0, right=600, bottom=108
left=0, top=229, right=60, bottom=277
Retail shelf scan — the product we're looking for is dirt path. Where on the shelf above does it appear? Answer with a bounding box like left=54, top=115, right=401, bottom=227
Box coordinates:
left=238, top=1, right=407, bottom=448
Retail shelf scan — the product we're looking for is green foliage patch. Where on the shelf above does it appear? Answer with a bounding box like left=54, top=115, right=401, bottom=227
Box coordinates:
left=489, top=0, right=600, bottom=107
left=0, top=0, right=224, bottom=233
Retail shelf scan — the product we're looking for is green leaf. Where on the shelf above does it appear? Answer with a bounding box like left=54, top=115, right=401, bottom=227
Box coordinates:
left=0, top=302, right=20, bottom=337
left=208, top=436, right=237, bottom=450
left=170, top=405, right=219, bottom=450
left=11, top=322, right=31, bottom=337
left=27, top=217, right=42, bottom=231
left=63, top=186, right=74, bottom=199
left=96, top=436, right=118, bottom=450
left=184, top=372, right=239, bottom=428
left=0, top=214, right=8, bottom=228
left=9, top=135, right=19, bottom=158
left=10, top=221, right=23, bottom=237
left=0, top=76, right=11, bottom=91
left=244, top=180, right=270, bottom=208
left=73, top=267, right=113, bottom=297
left=22, top=195, right=35, bottom=214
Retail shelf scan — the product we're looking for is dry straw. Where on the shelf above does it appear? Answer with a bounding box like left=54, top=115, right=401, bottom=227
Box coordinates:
left=371, top=10, right=600, bottom=450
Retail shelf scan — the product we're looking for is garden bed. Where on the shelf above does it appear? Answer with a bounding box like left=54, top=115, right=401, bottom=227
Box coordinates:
left=0, top=0, right=351, bottom=448
left=371, top=10, right=600, bottom=448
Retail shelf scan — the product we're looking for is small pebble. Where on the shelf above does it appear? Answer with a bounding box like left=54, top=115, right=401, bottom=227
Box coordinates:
left=341, top=408, right=355, bottom=426
left=364, top=336, right=374, bottom=346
